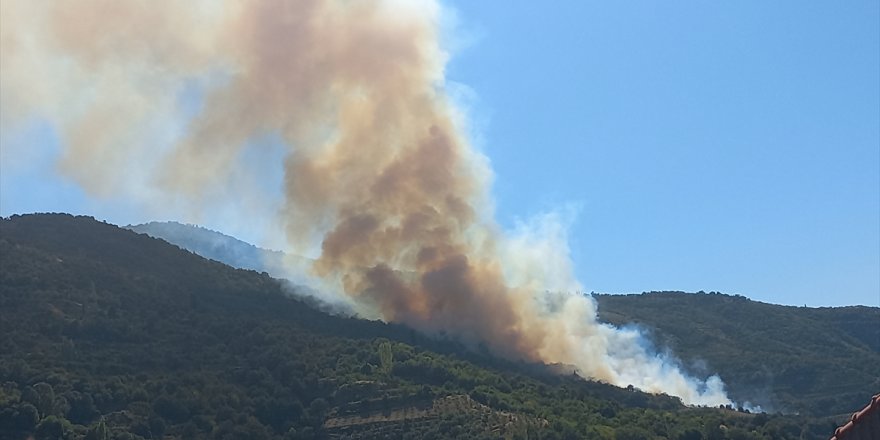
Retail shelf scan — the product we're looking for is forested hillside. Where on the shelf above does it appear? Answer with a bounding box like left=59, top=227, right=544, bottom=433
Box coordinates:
left=0, top=214, right=846, bottom=439
left=595, top=292, right=879, bottom=416
left=125, top=221, right=880, bottom=419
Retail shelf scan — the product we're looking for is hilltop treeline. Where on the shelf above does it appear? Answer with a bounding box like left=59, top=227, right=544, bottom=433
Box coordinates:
left=595, top=292, right=879, bottom=416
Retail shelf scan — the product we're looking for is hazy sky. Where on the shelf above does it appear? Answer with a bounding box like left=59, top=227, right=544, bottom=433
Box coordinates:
left=1, top=1, right=878, bottom=307
left=442, top=1, right=879, bottom=307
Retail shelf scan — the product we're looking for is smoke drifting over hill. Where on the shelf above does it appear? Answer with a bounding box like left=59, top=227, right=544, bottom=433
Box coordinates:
left=1, top=0, right=731, bottom=405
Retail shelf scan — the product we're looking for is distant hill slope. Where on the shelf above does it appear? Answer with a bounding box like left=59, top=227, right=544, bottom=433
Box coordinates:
left=126, top=221, right=296, bottom=278
left=0, top=213, right=840, bottom=439
left=594, top=292, right=880, bottom=416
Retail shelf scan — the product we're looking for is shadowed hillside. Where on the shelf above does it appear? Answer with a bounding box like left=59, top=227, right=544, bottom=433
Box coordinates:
left=594, top=292, right=879, bottom=416
left=0, top=214, right=847, bottom=439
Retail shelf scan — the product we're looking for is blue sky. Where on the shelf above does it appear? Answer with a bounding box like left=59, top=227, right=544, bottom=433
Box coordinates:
left=443, top=1, right=879, bottom=306
left=1, top=1, right=877, bottom=307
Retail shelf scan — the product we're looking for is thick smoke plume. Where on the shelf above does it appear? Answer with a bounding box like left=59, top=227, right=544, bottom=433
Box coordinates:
left=1, top=0, right=731, bottom=405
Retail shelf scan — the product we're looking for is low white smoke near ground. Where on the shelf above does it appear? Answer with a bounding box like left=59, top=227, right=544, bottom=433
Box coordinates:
left=1, top=0, right=732, bottom=406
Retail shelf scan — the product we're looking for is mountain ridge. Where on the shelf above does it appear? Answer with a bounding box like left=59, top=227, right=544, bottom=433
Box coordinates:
left=0, top=213, right=868, bottom=439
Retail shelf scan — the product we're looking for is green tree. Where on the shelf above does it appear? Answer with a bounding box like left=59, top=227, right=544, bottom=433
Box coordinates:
left=379, top=341, right=394, bottom=375
left=615, top=425, right=652, bottom=440
left=32, top=382, right=56, bottom=419
left=34, top=415, right=65, bottom=440
left=85, top=420, right=110, bottom=440
left=6, top=403, right=39, bottom=431
left=65, top=391, right=98, bottom=425
left=308, top=397, right=329, bottom=424
left=678, top=428, right=703, bottom=440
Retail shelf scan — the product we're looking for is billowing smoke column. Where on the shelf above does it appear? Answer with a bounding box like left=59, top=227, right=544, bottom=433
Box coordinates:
left=1, top=0, right=731, bottom=405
